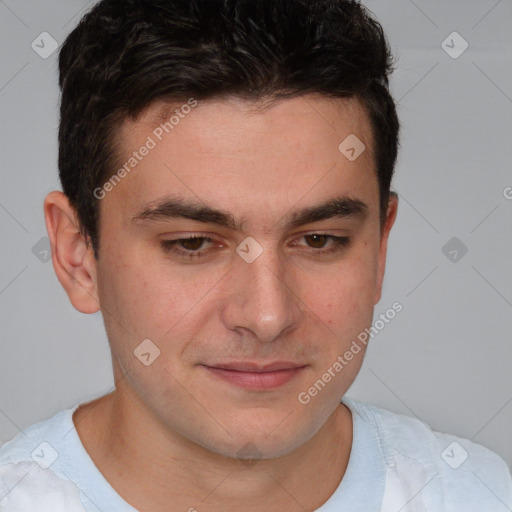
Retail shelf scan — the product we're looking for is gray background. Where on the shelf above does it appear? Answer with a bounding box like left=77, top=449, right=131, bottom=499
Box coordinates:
left=1, top=0, right=511, bottom=469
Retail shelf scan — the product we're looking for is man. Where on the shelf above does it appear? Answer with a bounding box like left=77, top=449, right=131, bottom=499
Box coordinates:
left=1, top=0, right=510, bottom=510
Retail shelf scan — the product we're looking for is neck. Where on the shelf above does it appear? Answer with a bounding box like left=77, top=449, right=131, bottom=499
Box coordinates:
left=73, top=390, right=353, bottom=512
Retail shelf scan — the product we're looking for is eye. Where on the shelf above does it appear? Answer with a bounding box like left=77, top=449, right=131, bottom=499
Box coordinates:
left=160, top=236, right=215, bottom=259
left=160, top=233, right=351, bottom=261
left=297, top=234, right=351, bottom=255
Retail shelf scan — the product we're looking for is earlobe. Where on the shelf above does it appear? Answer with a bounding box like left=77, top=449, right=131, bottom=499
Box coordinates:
left=43, top=191, right=100, bottom=314
left=374, top=192, right=399, bottom=305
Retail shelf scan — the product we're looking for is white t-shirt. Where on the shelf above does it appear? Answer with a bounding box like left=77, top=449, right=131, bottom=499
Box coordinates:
left=1, top=397, right=511, bottom=511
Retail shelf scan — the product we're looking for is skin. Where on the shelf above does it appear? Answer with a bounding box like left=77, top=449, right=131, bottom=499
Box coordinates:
left=44, top=94, right=398, bottom=512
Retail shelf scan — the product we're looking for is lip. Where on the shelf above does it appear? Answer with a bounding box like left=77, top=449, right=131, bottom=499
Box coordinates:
left=201, top=361, right=307, bottom=390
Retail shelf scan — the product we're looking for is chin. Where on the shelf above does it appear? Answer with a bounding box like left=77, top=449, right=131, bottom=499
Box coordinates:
left=203, top=435, right=304, bottom=462
left=200, top=414, right=323, bottom=462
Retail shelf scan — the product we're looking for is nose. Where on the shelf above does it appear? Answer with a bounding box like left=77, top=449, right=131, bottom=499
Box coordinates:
left=219, top=243, right=303, bottom=344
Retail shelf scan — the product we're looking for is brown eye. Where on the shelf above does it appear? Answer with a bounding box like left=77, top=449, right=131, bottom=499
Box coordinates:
left=178, top=237, right=207, bottom=251
left=294, top=234, right=351, bottom=257
left=304, top=234, right=330, bottom=249
left=160, top=236, right=214, bottom=259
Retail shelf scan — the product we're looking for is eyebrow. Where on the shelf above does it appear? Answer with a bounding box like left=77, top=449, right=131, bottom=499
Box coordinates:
left=131, top=195, right=368, bottom=230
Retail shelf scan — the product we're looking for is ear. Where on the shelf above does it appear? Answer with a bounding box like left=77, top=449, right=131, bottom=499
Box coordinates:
left=43, top=191, right=100, bottom=314
left=374, top=192, right=398, bottom=304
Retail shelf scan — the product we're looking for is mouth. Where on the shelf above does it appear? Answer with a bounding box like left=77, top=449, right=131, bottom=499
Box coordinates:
left=200, top=361, right=308, bottom=390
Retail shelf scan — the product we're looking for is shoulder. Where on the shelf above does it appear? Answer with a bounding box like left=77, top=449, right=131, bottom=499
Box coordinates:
left=0, top=407, right=87, bottom=512
left=345, top=398, right=512, bottom=510
left=0, top=408, right=74, bottom=465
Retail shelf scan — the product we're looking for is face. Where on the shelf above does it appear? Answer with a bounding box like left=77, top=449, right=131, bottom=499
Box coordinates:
left=92, top=94, right=395, bottom=459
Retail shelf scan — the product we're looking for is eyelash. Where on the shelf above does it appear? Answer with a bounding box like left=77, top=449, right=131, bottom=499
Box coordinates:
left=160, top=234, right=351, bottom=260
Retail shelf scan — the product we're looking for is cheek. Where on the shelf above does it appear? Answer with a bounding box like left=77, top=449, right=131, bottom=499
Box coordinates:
left=95, top=249, right=168, bottom=349
left=96, top=245, right=222, bottom=348
left=304, top=249, right=379, bottom=331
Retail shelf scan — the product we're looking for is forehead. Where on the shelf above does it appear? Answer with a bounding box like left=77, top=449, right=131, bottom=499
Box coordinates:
left=121, top=94, right=373, bottom=158
left=103, top=94, right=378, bottom=230
left=139, top=93, right=368, bottom=127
